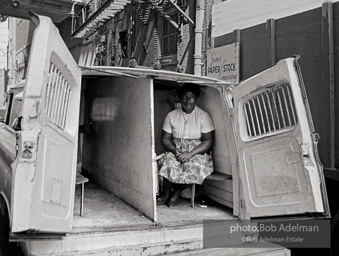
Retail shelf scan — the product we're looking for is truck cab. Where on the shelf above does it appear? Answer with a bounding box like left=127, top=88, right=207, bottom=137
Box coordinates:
left=0, top=13, right=330, bottom=255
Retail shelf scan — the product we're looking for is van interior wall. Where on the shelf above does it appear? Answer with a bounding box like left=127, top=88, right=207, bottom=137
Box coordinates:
left=198, top=87, right=234, bottom=208
left=81, top=77, right=155, bottom=220
left=153, top=84, right=234, bottom=208
left=153, top=84, right=177, bottom=155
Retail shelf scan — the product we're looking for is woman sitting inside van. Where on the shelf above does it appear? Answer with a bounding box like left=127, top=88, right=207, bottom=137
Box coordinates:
left=158, top=83, right=215, bottom=207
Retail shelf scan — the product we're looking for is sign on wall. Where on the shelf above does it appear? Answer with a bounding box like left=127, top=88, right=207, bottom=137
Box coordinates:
left=207, top=43, right=239, bottom=83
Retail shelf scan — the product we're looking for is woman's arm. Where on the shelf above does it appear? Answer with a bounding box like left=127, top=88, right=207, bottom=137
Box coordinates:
left=176, top=131, right=214, bottom=163
left=161, top=130, right=181, bottom=155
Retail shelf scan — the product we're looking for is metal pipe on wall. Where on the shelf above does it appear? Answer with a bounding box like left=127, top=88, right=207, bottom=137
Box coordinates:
left=194, top=0, right=204, bottom=76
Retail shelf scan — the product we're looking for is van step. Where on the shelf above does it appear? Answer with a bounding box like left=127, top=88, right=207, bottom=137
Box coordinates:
left=20, top=222, right=289, bottom=256
left=52, top=244, right=290, bottom=256
left=168, top=243, right=290, bottom=256
left=206, top=172, right=232, bottom=180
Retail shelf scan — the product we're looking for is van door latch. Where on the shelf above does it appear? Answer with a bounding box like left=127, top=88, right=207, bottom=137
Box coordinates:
left=21, top=141, right=35, bottom=159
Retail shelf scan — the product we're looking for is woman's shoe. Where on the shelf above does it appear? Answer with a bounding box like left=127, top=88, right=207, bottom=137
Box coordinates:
left=157, top=196, right=168, bottom=205
left=167, top=189, right=181, bottom=208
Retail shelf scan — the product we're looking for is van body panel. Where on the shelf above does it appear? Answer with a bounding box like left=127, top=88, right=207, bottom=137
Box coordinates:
left=198, top=86, right=236, bottom=209
left=232, top=57, right=327, bottom=217
left=10, top=14, right=81, bottom=233
left=199, top=87, right=233, bottom=176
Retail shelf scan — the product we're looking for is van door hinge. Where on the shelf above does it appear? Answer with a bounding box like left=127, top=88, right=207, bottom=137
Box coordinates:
left=15, top=133, right=19, bottom=157
left=241, top=198, right=245, bottom=208
left=15, top=144, right=19, bottom=156
left=312, top=133, right=320, bottom=144
left=301, top=144, right=313, bottom=166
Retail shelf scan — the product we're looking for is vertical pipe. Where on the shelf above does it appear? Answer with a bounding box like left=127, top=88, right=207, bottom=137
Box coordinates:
left=10, top=18, right=17, bottom=87
left=194, top=0, right=204, bottom=76
left=266, top=18, right=276, bottom=66
left=328, top=3, right=335, bottom=169
left=128, top=1, right=133, bottom=60
left=233, top=29, right=241, bottom=81
left=106, top=19, right=113, bottom=65
left=322, top=1, right=335, bottom=169
left=130, top=0, right=135, bottom=59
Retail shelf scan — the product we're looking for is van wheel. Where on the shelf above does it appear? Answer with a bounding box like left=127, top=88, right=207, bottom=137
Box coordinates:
left=0, top=209, right=24, bottom=256
left=331, top=209, right=339, bottom=256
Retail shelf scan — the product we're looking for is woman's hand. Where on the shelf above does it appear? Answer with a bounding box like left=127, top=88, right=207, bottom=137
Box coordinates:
left=176, top=152, right=193, bottom=163
left=162, top=130, right=178, bottom=155
left=175, top=149, right=183, bottom=156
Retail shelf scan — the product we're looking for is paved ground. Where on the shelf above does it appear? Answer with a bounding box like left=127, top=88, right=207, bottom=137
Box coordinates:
left=0, top=213, right=23, bottom=256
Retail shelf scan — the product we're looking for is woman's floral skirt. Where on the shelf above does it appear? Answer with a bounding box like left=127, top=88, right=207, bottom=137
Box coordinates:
left=158, top=138, right=214, bottom=185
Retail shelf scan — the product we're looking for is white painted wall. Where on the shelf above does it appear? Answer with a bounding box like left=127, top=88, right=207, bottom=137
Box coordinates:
left=0, top=21, right=8, bottom=101
left=212, top=0, right=339, bottom=37
left=0, top=21, right=8, bottom=69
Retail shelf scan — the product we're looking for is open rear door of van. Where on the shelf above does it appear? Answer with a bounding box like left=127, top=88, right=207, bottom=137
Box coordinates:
left=232, top=57, right=329, bottom=218
left=11, top=13, right=81, bottom=233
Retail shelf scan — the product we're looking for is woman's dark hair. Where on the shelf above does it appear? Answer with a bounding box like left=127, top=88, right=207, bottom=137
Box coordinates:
left=177, top=83, right=200, bottom=99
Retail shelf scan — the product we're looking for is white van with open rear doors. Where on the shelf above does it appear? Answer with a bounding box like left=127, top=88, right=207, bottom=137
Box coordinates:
left=0, top=13, right=329, bottom=256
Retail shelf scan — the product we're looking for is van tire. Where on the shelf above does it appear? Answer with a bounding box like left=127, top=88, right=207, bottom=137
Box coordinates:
left=0, top=205, right=24, bottom=256
left=331, top=209, right=339, bottom=256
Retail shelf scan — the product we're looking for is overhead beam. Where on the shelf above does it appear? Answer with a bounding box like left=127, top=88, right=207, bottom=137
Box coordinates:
left=0, top=0, right=84, bottom=23
left=168, top=0, right=194, bottom=25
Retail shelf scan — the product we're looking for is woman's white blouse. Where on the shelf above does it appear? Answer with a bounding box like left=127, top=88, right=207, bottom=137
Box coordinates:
left=162, top=106, right=215, bottom=139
